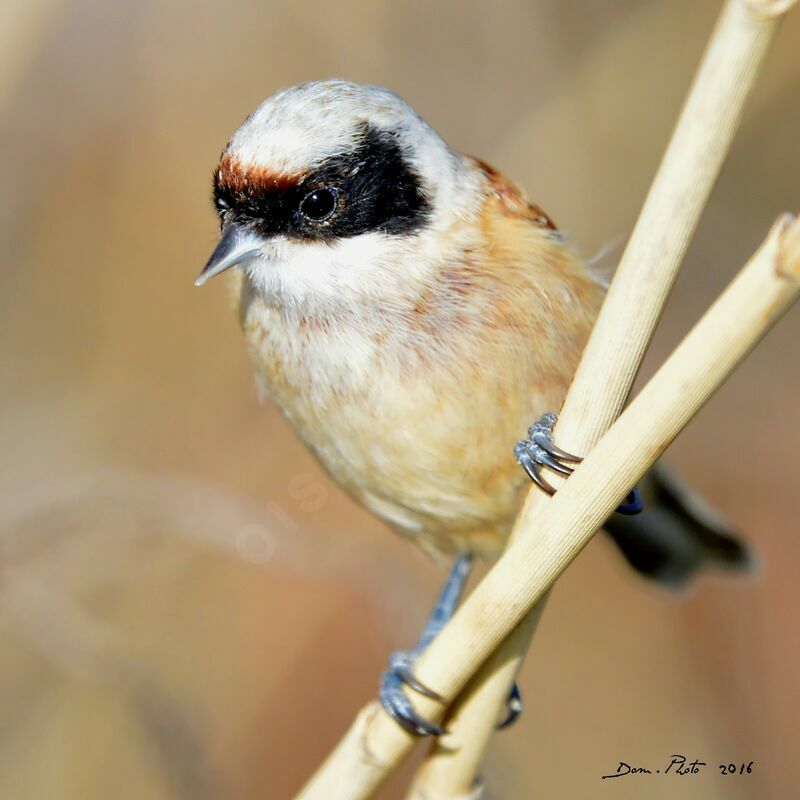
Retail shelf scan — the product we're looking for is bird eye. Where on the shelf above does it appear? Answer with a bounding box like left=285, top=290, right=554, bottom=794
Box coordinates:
left=299, top=187, right=339, bottom=222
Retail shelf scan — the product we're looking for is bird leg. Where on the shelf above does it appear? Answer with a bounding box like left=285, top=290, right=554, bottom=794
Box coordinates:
left=380, top=554, right=525, bottom=736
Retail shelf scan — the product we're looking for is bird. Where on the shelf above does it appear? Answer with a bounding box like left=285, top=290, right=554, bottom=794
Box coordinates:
left=196, top=79, right=751, bottom=736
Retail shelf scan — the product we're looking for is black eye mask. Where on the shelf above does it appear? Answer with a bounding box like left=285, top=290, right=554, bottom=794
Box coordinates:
left=215, top=125, right=432, bottom=241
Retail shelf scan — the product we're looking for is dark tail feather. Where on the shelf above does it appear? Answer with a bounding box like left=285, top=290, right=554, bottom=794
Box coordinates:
left=604, top=463, right=754, bottom=588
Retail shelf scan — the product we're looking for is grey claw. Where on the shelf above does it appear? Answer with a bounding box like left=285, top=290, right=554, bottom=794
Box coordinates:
left=515, top=447, right=556, bottom=495
left=536, top=449, right=575, bottom=475
left=531, top=432, right=583, bottom=464
left=529, top=461, right=557, bottom=495
left=391, top=662, right=445, bottom=702
left=380, top=667, right=447, bottom=737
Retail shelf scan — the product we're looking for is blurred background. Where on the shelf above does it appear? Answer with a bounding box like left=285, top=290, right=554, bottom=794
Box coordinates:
left=1, top=0, right=799, bottom=797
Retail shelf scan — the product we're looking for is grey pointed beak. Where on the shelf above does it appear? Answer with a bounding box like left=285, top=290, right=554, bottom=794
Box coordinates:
left=195, top=224, right=264, bottom=287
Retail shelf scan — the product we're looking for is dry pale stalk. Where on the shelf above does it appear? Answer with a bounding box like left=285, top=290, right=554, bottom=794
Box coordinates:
left=0, top=0, right=66, bottom=111
left=295, top=214, right=800, bottom=800
left=408, top=0, right=794, bottom=795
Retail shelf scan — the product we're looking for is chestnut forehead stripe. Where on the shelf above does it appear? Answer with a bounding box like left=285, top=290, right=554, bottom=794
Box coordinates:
left=213, top=124, right=431, bottom=240
left=216, top=153, right=303, bottom=195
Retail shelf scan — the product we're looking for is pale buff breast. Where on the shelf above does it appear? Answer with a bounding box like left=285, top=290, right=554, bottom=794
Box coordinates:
left=237, top=297, right=518, bottom=554
left=230, top=208, right=604, bottom=558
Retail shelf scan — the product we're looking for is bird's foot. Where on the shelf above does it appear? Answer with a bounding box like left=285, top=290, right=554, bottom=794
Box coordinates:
left=515, top=411, right=643, bottom=514
left=380, top=653, right=524, bottom=735
left=514, top=412, right=582, bottom=494
left=380, top=648, right=447, bottom=736
left=379, top=554, right=473, bottom=737
left=378, top=553, right=528, bottom=737
left=378, top=553, right=525, bottom=736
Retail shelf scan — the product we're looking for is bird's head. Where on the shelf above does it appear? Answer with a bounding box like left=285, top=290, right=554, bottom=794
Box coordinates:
left=196, top=80, right=483, bottom=316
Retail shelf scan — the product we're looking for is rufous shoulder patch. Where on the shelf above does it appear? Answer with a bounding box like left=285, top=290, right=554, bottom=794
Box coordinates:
left=470, top=156, right=557, bottom=231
